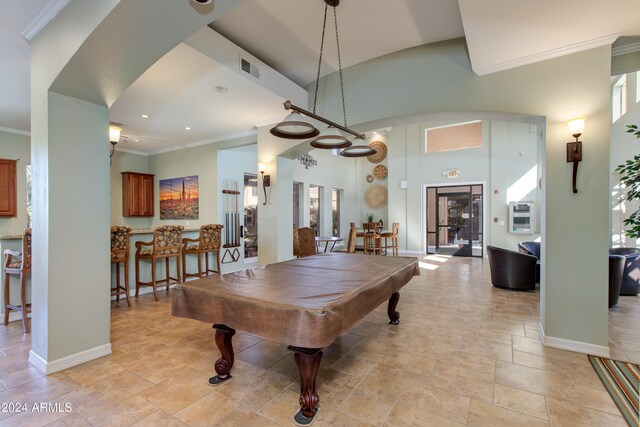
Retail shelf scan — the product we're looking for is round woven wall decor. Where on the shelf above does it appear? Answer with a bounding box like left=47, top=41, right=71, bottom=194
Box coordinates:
left=367, top=141, right=387, bottom=163
left=366, top=174, right=374, bottom=183
left=364, top=184, right=387, bottom=209
left=373, top=165, right=387, bottom=180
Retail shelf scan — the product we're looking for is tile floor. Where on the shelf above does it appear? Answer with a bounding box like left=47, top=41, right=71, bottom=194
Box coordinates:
left=0, top=255, right=637, bottom=426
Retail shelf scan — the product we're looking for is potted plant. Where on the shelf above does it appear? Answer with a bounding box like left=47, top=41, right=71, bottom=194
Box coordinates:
left=366, top=213, right=374, bottom=223
left=615, top=124, right=640, bottom=238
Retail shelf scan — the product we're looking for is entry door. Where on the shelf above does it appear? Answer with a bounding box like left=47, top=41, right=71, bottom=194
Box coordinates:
left=427, top=185, right=483, bottom=257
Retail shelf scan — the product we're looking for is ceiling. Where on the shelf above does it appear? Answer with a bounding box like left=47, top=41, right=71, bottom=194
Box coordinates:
left=1, top=0, right=639, bottom=153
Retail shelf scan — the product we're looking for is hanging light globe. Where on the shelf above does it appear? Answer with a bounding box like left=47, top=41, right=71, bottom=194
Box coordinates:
left=310, top=125, right=352, bottom=149
left=339, top=143, right=377, bottom=158
left=270, top=110, right=319, bottom=139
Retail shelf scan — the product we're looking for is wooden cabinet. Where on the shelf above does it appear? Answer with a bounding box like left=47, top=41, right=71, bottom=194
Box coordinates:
left=0, top=158, right=17, bottom=217
left=122, top=172, right=154, bottom=217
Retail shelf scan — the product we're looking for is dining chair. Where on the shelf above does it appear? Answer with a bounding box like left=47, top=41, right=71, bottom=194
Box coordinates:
left=135, top=225, right=184, bottom=301
left=293, top=225, right=299, bottom=257
left=346, top=225, right=357, bottom=254
left=111, top=225, right=132, bottom=307
left=381, top=223, right=399, bottom=256
left=363, top=222, right=382, bottom=255
left=3, top=229, right=31, bottom=332
left=297, top=227, right=317, bottom=258
left=182, top=224, right=223, bottom=281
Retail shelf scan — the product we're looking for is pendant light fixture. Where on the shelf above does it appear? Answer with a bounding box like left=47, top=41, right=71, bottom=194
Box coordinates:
left=271, top=0, right=373, bottom=156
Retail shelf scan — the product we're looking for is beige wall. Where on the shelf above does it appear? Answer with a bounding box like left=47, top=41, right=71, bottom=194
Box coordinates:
left=0, top=131, right=31, bottom=235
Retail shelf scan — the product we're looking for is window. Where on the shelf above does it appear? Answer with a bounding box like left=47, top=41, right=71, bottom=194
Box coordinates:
left=332, top=189, right=342, bottom=237
left=425, top=121, right=482, bottom=154
left=309, top=185, right=322, bottom=235
left=612, top=74, right=627, bottom=123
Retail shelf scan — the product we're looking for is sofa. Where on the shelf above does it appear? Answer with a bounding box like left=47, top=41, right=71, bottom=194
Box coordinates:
left=487, top=245, right=537, bottom=291
left=608, top=248, right=640, bottom=296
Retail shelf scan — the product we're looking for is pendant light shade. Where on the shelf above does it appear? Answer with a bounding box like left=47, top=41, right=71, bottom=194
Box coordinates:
left=339, top=143, right=377, bottom=158
left=310, top=125, right=352, bottom=149
left=270, top=110, right=319, bottom=140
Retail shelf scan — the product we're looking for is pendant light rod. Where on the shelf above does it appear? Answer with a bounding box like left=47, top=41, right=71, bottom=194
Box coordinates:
left=283, top=100, right=365, bottom=140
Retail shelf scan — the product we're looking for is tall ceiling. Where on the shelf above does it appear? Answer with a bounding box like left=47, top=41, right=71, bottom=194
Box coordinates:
left=1, top=0, right=639, bottom=153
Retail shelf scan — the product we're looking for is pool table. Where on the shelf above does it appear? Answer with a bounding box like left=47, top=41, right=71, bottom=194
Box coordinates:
left=172, top=252, right=420, bottom=425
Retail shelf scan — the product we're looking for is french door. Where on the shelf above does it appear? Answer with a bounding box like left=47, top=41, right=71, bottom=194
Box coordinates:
left=426, top=185, right=483, bottom=257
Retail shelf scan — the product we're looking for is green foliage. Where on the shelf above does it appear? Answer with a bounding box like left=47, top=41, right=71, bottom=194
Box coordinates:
left=615, top=124, right=640, bottom=238
left=366, top=213, right=374, bottom=222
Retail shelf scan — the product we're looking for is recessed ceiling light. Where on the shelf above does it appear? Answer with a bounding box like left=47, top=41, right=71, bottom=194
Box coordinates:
left=133, top=139, right=140, bottom=142
left=140, top=114, right=149, bottom=118
left=213, top=86, right=228, bottom=93
left=185, top=127, right=192, bottom=131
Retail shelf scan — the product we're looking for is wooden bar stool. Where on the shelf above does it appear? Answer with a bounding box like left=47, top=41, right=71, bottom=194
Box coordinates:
left=182, top=224, right=223, bottom=281
left=296, top=227, right=317, bottom=258
left=381, top=222, right=400, bottom=256
left=363, top=222, right=382, bottom=255
left=135, top=225, right=183, bottom=301
left=3, top=229, right=31, bottom=333
left=111, top=226, right=131, bottom=307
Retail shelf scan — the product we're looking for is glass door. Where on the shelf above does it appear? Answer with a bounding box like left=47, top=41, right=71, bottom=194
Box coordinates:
left=426, top=185, right=483, bottom=257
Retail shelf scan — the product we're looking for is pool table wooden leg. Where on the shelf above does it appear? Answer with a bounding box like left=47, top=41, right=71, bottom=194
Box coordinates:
left=288, top=346, right=322, bottom=426
left=388, top=291, right=400, bottom=325
left=209, top=324, right=236, bottom=386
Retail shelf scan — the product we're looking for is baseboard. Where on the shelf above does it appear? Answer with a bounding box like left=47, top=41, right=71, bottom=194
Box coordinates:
left=110, top=283, right=177, bottom=301
left=398, top=249, right=423, bottom=255
left=540, top=324, right=610, bottom=357
left=29, top=343, right=112, bottom=375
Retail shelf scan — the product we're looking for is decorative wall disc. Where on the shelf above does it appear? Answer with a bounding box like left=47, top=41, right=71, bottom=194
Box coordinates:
left=367, top=141, right=387, bottom=163
left=366, top=174, right=374, bottom=183
left=373, top=165, right=387, bottom=180
left=364, top=184, right=388, bottom=209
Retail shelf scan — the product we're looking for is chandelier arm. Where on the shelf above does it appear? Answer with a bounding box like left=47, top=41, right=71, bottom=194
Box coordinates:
left=284, top=101, right=365, bottom=140
left=333, top=6, right=347, bottom=127
left=312, top=4, right=329, bottom=115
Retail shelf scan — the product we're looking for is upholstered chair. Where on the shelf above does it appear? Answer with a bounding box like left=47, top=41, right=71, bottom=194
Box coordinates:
left=487, top=245, right=537, bottom=291
left=182, top=224, right=223, bottom=281
left=609, top=254, right=625, bottom=307
left=518, top=241, right=540, bottom=282
left=608, top=248, right=640, bottom=296
left=3, top=229, right=32, bottom=332
left=111, top=226, right=132, bottom=307
left=135, top=225, right=184, bottom=301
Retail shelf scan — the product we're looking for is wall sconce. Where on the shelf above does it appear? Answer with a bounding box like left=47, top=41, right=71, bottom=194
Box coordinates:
left=109, top=124, right=122, bottom=165
left=258, top=163, right=270, bottom=205
left=566, top=118, right=584, bottom=193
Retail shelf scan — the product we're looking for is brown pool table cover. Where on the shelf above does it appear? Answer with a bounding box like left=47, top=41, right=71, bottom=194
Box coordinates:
left=172, top=253, right=420, bottom=348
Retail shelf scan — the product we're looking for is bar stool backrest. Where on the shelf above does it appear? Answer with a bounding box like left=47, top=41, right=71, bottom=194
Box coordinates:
left=297, top=227, right=317, bottom=258
left=111, top=226, right=131, bottom=260
left=200, top=224, right=223, bottom=251
left=22, top=229, right=32, bottom=272
left=154, top=225, right=184, bottom=255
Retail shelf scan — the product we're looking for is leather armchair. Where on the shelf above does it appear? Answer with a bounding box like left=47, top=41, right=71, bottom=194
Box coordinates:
left=518, top=241, right=540, bottom=283
left=608, top=248, right=640, bottom=296
left=609, top=254, right=625, bottom=307
left=487, top=246, right=537, bottom=291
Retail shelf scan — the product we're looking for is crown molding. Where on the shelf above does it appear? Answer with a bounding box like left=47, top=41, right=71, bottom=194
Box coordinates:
left=473, top=33, right=619, bottom=76
left=21, top=0, right=71, bottom=42
left=612, top=41, right=640, bottom=57
left=147, top=129, right=257, bottom=156
left=0, top=126, right=30, bottom=136
left=114, top=147, right=150, bottom=156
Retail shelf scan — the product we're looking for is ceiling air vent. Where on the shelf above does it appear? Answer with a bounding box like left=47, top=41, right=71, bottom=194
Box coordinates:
left=240, top=57, right=260, bottom=79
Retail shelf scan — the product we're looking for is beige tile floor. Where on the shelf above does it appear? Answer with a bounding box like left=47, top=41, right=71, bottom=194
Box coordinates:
left=0, top=255, right=637, bottom=426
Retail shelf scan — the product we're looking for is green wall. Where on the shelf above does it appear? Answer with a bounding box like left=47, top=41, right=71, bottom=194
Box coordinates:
left=308, top=38, right=612, bottom=351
